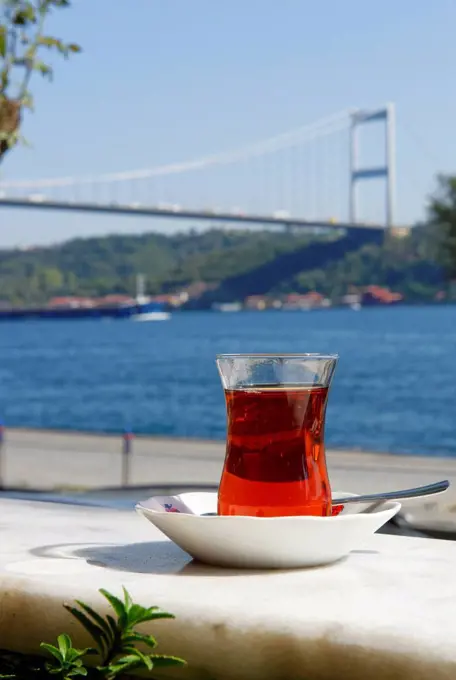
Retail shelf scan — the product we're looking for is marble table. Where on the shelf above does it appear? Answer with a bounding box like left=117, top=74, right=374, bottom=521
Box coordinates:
left=0, top=498, right=455, bottom=680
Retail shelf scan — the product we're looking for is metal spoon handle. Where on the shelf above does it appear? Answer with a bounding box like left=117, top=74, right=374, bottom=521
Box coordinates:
left=334, top=480, right=449, bottom=506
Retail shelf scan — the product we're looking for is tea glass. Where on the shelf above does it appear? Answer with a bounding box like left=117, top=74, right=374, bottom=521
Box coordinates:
left=216, top=353, right=338, bottom=517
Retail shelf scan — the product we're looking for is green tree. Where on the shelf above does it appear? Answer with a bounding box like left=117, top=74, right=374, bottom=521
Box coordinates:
left=0, top=0, right=80, bottom=162
left=427, top=174, right=456, bottom=280
left=39, top=265, right=63, bottom=291
left=0, top=227, right=444, bottom=305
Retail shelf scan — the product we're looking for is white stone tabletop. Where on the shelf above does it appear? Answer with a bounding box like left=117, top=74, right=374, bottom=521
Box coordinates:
left=0, top=498, right=455, bottom=680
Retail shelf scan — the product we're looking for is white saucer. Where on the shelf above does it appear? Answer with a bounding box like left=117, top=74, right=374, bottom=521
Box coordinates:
left=136, top=491, right=400, bottom=569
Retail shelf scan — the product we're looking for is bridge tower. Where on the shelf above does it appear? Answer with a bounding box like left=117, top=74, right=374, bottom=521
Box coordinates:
left=349, top=103, right=396, bottom=228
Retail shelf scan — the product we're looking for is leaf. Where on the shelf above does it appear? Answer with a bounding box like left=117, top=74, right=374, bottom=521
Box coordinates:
left=1, top=68, right=9, bottom=92
left=12, top=4, right=36, bottom=25
left=149, top=654, right=187, bottom=668
left=124, top=603, right=146, bottom=625
left=56, top=42, right=69, bottom=57
left=0, top=131, right=18, bottom=144
left=67, top=43, right=81, bottom=53
left=57, top=633, right=72, bottom=657
left=128, top=604, right=175, bottom=625
left=66, top=647, right=97, bottom=662
left=99, top=589, right=126, bottom=623
left=68, top=668, right=87, bottom=677
left=37, top=35, right=61, bottom=48
left=122, top=586, right=132, bottom=611
left=74, top=600, right=113, bottom=643
left=24, top=46, right=35, bottom=60
left=105, top=660, right=143, bottom=677
left=21, top=91, right=34, bottom=111
left=119, top=649, right=153, bottom=671
left=106, top=614, right=118, bottom=640
left=122, top=631, right=157, bottom=649
left=106, top=656, right=145, bottom=676
left=40, top=643, right=64, bottom=663
left=115, top=645, right=136, bottom=655
left=64, top=605, right=106, bottom=653
left=34, top=60, right=53, bottom=80
left=0, top=26, right=6, bottom=59
left=144, top=607, right=175, bottom=622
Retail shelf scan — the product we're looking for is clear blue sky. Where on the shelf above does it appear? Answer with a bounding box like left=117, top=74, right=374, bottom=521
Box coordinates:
left=1, top=0, right=456, bottom=247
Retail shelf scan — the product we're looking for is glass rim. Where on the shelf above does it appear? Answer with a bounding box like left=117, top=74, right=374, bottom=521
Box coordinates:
left=216, top=353, right=338, bottom=360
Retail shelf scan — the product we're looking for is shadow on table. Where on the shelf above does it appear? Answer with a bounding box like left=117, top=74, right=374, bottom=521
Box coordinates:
left=29, top=541, right=350, bottom=576
left=30, top=541, right=194, bottom=574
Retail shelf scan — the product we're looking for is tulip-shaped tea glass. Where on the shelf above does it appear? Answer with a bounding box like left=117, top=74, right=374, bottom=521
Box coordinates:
left=216, top=354, right=338, bottom=517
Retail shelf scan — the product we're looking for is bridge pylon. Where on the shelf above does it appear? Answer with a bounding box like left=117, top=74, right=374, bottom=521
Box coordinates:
left=349, top=103, right=396, bottom=228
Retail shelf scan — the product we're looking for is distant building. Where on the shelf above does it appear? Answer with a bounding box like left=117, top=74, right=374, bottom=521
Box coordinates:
left=361, top=285, right=403, bottom=305
left=47, top=295, right=145, bottom=309
left=390, top=226, right=411, bottom=238
left=150, top=293, right=184, bottom=307
left=47, top=296, right=96, bottom=308
left=244, top=296, right=267, bottom=310
left=96, top=295, right=134, bottom=307
left=282, top=292, right=330, bottom=310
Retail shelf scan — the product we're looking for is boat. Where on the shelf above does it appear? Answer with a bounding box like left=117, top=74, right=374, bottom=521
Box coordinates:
left=131, top=310, right=171, bottom=322
left=0, top=275, right=171, bottom=322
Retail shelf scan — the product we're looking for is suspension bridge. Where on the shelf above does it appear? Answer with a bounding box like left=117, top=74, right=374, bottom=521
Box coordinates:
left=0, top=104, right=399, bottom=233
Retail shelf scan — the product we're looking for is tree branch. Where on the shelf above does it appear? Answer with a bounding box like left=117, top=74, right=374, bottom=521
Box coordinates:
left=18, top=0, right=48, bottom=101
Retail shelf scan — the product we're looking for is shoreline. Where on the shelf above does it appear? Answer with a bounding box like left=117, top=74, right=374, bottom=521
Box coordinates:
left=0, top=303, right=453, bottom=317
left=1, top=428, right=456, bottom=509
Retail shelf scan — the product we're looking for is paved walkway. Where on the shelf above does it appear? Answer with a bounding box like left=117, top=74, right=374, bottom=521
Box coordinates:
left=2, top=428, right=456, bottom=508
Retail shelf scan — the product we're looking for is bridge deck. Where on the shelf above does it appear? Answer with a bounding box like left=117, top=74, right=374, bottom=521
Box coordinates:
left=0, top=197, right=388, bottom=231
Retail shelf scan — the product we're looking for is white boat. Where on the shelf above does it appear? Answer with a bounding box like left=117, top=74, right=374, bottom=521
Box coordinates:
left=131, top=275, right=171, bottom=321
left=132, top=311, right=171, bottom=322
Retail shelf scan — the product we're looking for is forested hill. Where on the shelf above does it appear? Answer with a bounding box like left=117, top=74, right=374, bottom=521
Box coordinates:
left=0, top=226, right=444, bottom=305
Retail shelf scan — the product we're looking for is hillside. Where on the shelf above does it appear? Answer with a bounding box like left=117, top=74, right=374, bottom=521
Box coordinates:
left=0, top=226, right=444, bottom=306
left=0, top=229, right=323, bottom=304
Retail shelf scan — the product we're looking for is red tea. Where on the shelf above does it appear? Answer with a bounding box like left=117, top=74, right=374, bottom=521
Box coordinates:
left=217, top=385, right=332, bottom=517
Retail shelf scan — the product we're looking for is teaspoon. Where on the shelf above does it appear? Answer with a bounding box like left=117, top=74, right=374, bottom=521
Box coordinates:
left=334, top=479, right=449, bottom=512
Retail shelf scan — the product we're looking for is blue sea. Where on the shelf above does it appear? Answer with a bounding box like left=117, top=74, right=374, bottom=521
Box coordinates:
left=0, top=306, right=455, bottom=457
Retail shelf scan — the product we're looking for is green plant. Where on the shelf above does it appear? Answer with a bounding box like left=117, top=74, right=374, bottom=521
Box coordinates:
left=40, top=635, right=96, bottom=678
left=0, top=0, right=81, bottom=161
left=0, top=587, right=186, bottom=679
left=428, top=173, right=456, bottom=281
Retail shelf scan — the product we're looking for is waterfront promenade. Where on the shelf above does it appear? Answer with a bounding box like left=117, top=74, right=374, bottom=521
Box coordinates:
left=2, top=428, right=456, bottom=509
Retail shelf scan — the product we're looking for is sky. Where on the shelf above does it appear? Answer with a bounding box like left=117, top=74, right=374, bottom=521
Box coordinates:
left=1, top=0, right=456, bottom=247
